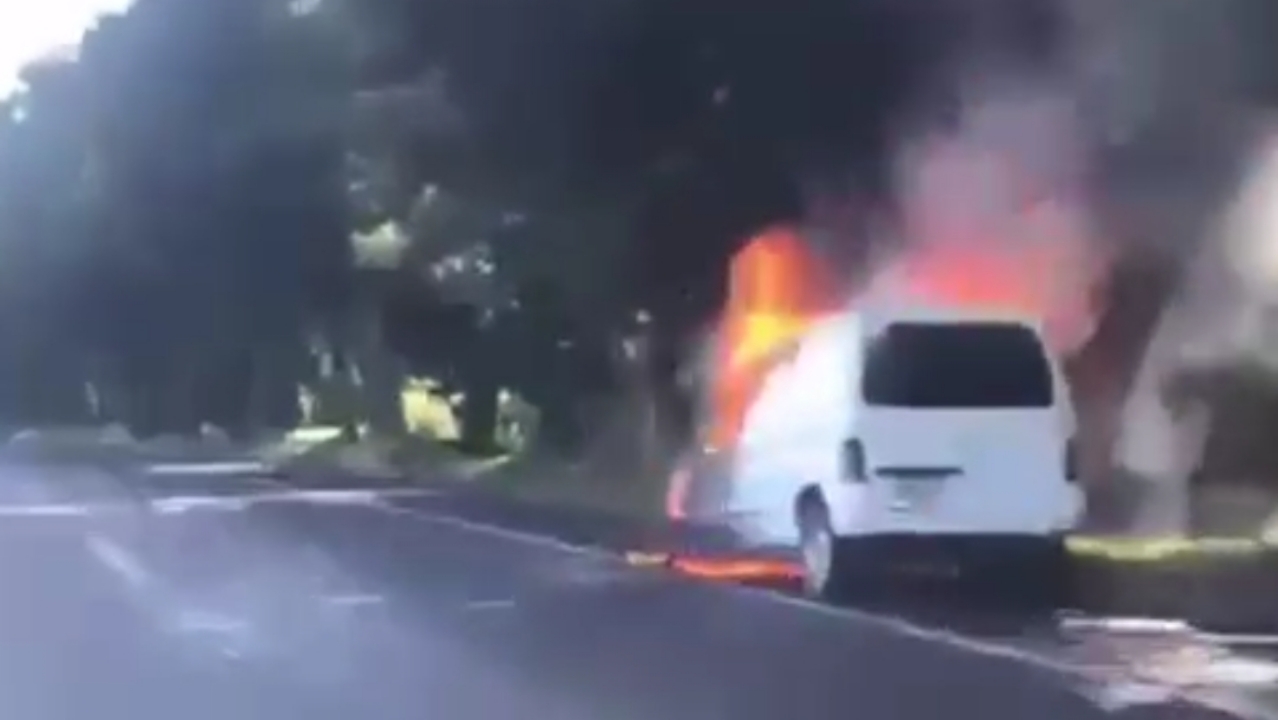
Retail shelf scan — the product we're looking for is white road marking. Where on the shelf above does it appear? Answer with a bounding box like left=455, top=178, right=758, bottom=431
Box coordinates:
left=146, top=461, right=271, bottom=476
left=46, top=471, right=1278, bottom=719
left=150, top=487, right=437, bottom=515
left=1086, top=682, right=1178, bottom=712
left=368, top=500, right=1278, bottom=719
left=173, top=609, right=251, bottom=634
left=42, top=473, right=1278, bottom=718
left=1201, top=657, right=1278, bottom=686
left=375, top=502, right=620, bottom=561
left=85, top=532, right=265, bottom=660
left=0, top=503, right=92, bottom=517
left=170, top=609, right=259, bottom=660
left=85, top=534, right=151, bottom=591
left=148, top=495, right=258, bottom=515
left=372, top=503, right=1078, bottom=661
left=464, top=599, right=517, bottom=611
left=323, top=593, right=385, bottom=608
left=0, top=485, right=438, bottom=520
left=1060, top=616, right=1194, bottom=635
left=1200, top=633, right=1278, bottom=647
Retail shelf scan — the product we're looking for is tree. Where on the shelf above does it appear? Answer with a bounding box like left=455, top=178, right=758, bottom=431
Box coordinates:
left=0, top=62, right=99, bottom=427
left=0, top=0, right=359, bottom=435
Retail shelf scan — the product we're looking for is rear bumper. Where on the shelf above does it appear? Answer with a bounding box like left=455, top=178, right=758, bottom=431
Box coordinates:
left=833, top=533, right=1066, bottom=576
left=834, top=532, right=1062, bottom=550
left=828, top=484, right=1085, bottom=538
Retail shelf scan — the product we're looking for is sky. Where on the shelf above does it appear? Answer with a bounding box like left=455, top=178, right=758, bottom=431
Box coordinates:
left=0, top=0, right=134, bottom=96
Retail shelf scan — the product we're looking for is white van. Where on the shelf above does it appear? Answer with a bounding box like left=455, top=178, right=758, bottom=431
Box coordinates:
left=728, top=302, right=1083, bottom=599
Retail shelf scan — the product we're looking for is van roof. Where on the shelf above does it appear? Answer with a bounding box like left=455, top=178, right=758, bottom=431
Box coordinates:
left=846, top=297, right=1046, bottom=333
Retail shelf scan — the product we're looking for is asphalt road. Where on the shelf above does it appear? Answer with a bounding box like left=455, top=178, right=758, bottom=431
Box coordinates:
left=0, top=454, right=1274, bottom=720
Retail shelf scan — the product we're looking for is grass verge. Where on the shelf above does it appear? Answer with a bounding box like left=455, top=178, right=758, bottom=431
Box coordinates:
left=1069, top=547, right=1278, bottom=630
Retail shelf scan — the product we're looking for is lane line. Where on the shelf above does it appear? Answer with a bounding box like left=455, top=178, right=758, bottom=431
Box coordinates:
left=464, top=599, right=518, bottom=611
left=362, top=498, right=1278, bottom=718
left=368, top=500, right=1078, bottom=669
left=149, top=487, right=438, bottom=515
left=0, top=486, right=443, bottom=521
left=322, top=593, right=385, bottom=608
left=85, top=534, right=151, bottom=591
left=374, top=503, right=626, bottom=568
left=146, top=461, right=272, bottom=476
left=0, top=503, right=93, bottom=517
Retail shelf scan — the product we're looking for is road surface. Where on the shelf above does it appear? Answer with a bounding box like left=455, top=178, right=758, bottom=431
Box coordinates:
left=0, top=453, right=1272, bottom=720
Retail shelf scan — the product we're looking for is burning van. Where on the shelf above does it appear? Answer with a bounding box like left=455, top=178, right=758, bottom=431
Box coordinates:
left=731, top=298, right=1083, bottom=598
left=668, top=95, right=1278, bottom=572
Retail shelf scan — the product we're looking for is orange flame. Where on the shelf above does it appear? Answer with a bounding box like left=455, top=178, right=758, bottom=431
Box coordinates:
left=880, top=228, right=1103, bottom=356
left=891, top=130, right=1104, bottom=355
left=705, top=213, right=1100, bottom=455
left=664, top=207, right=1103, bottom=580
left=707, top=225, right=842, bottom=450
left=667, top=125, right=1107, bottom=582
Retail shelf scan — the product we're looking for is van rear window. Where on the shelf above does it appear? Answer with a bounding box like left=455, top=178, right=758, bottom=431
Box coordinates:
left=862, top=321, right=1054, bottom=408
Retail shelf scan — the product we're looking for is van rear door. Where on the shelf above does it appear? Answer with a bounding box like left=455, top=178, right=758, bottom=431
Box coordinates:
left=852, top=321, right=1071, bottom=533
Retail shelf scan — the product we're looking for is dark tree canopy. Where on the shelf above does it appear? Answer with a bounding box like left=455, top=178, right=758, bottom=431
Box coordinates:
left=0, top=0, right=1271, bottom=446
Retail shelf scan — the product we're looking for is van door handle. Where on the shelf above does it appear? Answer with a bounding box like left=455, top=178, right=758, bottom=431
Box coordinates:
left=875, top=466, right=963, bottom=479
left=841, top=439, right=867, bottom=482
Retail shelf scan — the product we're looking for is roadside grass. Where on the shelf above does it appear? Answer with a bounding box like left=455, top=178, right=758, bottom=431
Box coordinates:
left=278, top=411, right=1278, bottom=625
left=275, top=429, right=494, bottom=479
left=1066, top=535, right=1269, bottom=561
left=293, top=379, right=1278, bottom=565
left=280, top=431, right=666, bottom=521
left=1068, top=546, right=1278, bottom=628
left=289, top=377, right=669, bottom=520
left=279, top=378, right=482, bottom=477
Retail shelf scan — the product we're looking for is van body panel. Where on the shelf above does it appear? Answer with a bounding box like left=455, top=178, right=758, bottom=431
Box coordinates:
left=731, top=314, right=854, bottom=544
left=727, top=303, right=1082, bottom=548
left=823, top=408, right=1083, bottom=537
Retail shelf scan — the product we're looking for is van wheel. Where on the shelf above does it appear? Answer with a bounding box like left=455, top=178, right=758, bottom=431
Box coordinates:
left=796, top=495, right=858, bottom=601
left=1007, top=537, right=1071, bottom=610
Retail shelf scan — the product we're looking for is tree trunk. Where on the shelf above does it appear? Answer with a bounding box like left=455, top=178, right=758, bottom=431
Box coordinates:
left=351, top=299, right=405, bottom=438
left=459, top=374, right=499, bottom=453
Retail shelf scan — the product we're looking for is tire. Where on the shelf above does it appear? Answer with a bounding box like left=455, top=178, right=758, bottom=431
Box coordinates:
left=955, top=536, right=1069, bottom=609
left=1009, top=537, right=1072, bottom=610
left=796, top=494, right=861, bottom=601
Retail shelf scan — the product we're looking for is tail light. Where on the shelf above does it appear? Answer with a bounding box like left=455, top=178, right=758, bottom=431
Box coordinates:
left=841, top=438, right=867, bottom=483
left=1064, top=438, right=1079, bottom=483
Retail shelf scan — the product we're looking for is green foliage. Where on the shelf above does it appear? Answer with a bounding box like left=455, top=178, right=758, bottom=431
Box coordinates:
left=0, top=0, right=355, bottom=434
